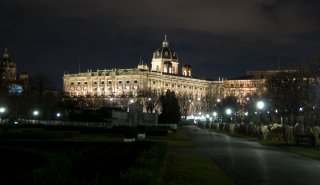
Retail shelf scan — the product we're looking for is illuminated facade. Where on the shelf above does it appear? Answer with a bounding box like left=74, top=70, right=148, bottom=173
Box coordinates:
left=63, top=36, right=273, bottom=111
left=63, top=37, right=224, bottom=110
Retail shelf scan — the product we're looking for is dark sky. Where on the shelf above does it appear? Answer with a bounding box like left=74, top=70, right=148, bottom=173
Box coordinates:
left=1, top=0, right=320, bottom=90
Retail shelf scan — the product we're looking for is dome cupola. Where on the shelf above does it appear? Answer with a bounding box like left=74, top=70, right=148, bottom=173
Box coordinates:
left=153, top=35, right=178, bottom=60
left=151, top=35, right=179, bottom=74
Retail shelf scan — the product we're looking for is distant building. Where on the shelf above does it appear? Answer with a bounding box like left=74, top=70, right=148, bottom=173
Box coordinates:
left=63, top=36, right=290, bottom=113
left=63, top=36, right=224, bottom=113
left=0, top=48, right=16, bottom=88
left=0, top=48, right=29, bottom=93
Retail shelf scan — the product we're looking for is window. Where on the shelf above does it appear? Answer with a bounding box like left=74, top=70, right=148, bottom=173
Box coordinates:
left=94, top=81, right=97, bottom=85
left=172, top=84, right=174, bottom=87
left=153, top=81, right=155, bottom=84
left=126, top=80, right=130, bottom=83
left=78, top=82, right=81, bottom=85
left=134, top=80, right=138, bottom=83
left=71, top=82, right=74, bottom=85
left=166, top=83, right=168, bottom=86
left=108, top=80, right=112, bottom=84
left=84, top=82, right=88, bottom=84
left=101, top=81, right=104, bottom=84
left=118, top=80, right=122, bottom=84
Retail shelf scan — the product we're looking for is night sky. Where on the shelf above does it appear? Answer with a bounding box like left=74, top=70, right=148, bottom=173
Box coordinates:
left=1, top=0, right=320, bottom=90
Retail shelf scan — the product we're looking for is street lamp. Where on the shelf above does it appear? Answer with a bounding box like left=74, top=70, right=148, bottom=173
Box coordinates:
left=33, top=110, right=39, bottom=116
left=0, top=107, right=5, bottom=113
left=56, top=112, right=61, bottom=118
left=33, top=110, right=40, bottom=124
left=0, top=107, right=6, bottom=124
left=226, top=108, right=232, bottom=134
left=256, top=101, right=265, bottom=140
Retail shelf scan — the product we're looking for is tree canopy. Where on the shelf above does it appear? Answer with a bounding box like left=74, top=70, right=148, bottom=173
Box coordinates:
left=159, top=90, right=181, bottom=124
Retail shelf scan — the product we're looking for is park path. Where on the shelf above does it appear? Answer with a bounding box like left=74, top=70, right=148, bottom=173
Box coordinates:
left=182, top=125, right=320, bottom=185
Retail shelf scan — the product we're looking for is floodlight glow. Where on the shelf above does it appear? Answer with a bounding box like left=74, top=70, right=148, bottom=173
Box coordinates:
left=257, top=101, right=265, bottom=110
left=226, top=109, right=232, bottom=115
left=33, top=110, right=39, bottom=116
left=0, top=107, right=5, bottom=113
left=213, top=112, right=217, bottom=117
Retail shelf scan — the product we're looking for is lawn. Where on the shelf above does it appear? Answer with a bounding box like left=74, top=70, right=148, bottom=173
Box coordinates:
left=147, top=129, right=197, bottom=148
left=151, top=128, right=235, bottom=185
left=160, top=153, right=235, bottom=185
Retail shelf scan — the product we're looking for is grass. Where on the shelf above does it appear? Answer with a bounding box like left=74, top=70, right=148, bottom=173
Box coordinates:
left=160, top=153, right=235, bottom=185
left=284, top=147, right=320, bottom=160
left=153, top=128, right=234, bottom=185
left=147, top=129, right=197, bottom=148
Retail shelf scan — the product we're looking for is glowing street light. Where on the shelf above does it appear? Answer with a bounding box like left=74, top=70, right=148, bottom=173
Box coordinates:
left=225, top=108, right=232, bottom=134
left=0, top=107, right=6, bottom=124
left=33, top=110, right=39, bottom=116
left=226, top=108, right=232, bottom=116
left=0, top=107, right=6, bottom=113
left=257, top=101, right=265, bottom=110
left=256, top=101, right=265, bottom=140
left=56, top=113, right=61, bottom=118
left=213, top=112, right=217, bottom=117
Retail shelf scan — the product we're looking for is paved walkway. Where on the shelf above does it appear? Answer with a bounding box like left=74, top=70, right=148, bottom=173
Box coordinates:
left=183, top=125, right=320, bottom=185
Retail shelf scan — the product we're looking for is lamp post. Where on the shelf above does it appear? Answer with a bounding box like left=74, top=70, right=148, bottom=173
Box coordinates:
left=56, top=112, right=61, bottom=120
left=0, top=107, right=6, bottom=124
left=213, top=111, right=217, bottom=123
left=226, top=108, right=232, bottom=134
left=33, top=110, right=39, bottom=124
left=256, top=101, right=265, bottom=140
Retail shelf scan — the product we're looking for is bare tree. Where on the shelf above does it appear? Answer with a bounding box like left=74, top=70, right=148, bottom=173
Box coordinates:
left=137, top=88, right=159, bottom=113
left=177, top=92, right=193, bottom=120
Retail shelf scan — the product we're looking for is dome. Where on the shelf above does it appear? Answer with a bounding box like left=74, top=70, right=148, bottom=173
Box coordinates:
left=153, top=35, right=178, bottom=60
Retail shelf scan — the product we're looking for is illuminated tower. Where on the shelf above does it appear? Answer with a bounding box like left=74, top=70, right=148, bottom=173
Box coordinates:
left=0, top=48, right=17, bottom=87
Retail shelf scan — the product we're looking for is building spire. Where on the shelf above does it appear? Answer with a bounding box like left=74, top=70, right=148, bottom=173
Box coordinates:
left=3, top=48, right=9, bottom=58
left=162, top=34, right=169, bottom=47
